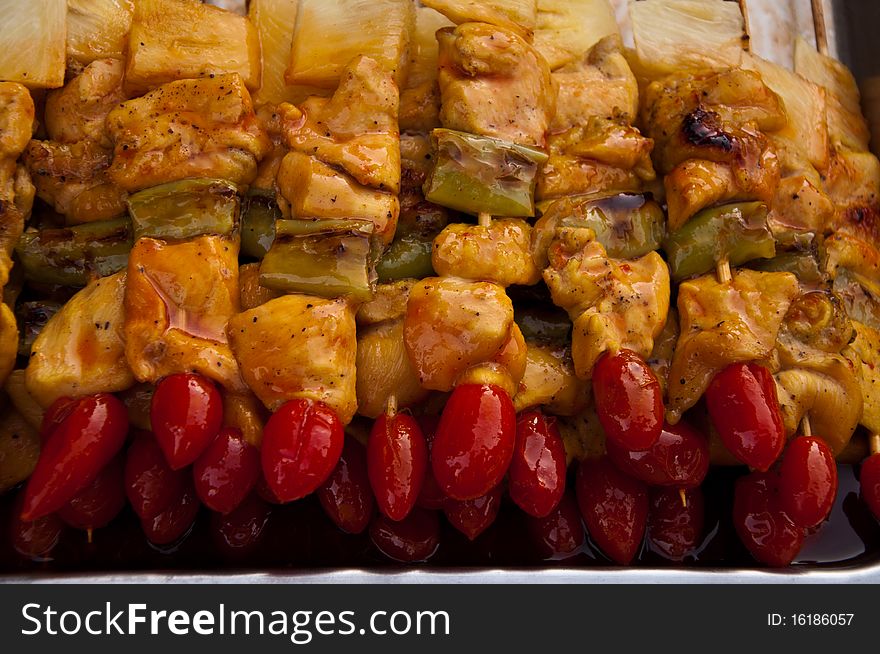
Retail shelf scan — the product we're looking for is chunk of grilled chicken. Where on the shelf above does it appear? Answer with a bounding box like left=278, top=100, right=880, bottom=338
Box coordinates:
left=647, top=308, right=680, bottom=399
left=550, top=37, right=639, bottom=130
left=823, top=148, right=880, bottom=239
left=356, top=318, right=430, bottom=419
left=422, top=0, right=537, bottom=37
left=227, top=294, right=358, bottom=424
left=0, top=304, right=17, bottom=388
left=513, top=343, right=589, bottom=416
left=404, top=276, right=514, bottom=392
left=107, top=74, right=271, bottom=192
left=844, top=321, right=880, bottom=435
left=23, top=139, right=127, bottom=224
left=124, top=235, right=245, bottom=392
left=437, top=22, right=554, bottom=148
left=432, top=218, right=540, bottom=287
left=44, top=59, right=127, bottom=147
left=824, top=232, right=880, bottom=293
left=25, top=271, right=134, bottom=408
left=0, top=83, right=36, bottom=288
left=773, top=290, right=861, bottom=456
left=543, top=227, right=670, bottom=379
left=663, top=154, right=779, bottom=233
left=285, top=56, right=400, bottom=194
left=666, top=269, right=799, bottom=424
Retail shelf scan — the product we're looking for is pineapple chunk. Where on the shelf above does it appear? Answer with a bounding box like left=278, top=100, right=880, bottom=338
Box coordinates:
left=25, top=272, right=134, bottom=408
left=286, top=56, right=400, bottom=193
left=407, top=5, right=454, bottom=90
left=743, top=54, right=829, bottom=173
left=534, top=0, right=620, bottom=70
left=106, top=74, right=271, bottom=192
left=227, top=295, right=358, bottom=423
left=422, top=0, right=537, bottom=37
left=124, top=235, right=246, bottom=392
left=67, top=0, right=134, bottom=66
left=285, top=0, right=414, bottom=89
left=276, top=152, right=399, bottom=245
left=629, top=0, right=747, bottom=80
left=126, top=0, right=261, bottom=95
left=0, top=0, right=66, bottom=88
left=249, top=0, right=300, bottom=106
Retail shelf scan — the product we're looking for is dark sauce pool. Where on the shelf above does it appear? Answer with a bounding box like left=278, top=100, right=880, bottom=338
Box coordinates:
left=1, top=464, right=878, bottom=575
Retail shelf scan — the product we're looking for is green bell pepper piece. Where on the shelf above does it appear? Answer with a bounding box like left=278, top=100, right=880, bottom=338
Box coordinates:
left=128, top=178, right=239, bottom=241
left=514, top=306, right=572, bottom=344
left=663, top=202, right=776, bottom=281
left=423, top=128, right=548, bottom=217
left=240, top=189, right=279, bottom=259
left=260, top=219, right=376, bottom=301
left=16, top=217, right=133, bottom=287
left=749, top=251, right=823, bottom=284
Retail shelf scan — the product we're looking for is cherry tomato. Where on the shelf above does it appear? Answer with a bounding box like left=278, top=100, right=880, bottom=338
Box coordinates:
left=58, top=455, right=126, bottom=530
left=527, top=492, right=585, bottom=560
left=443, top=484, right=502, bottom=541
left=706, top=362, right=785, bottom=471
left=370, top=508, right=440, bottom=563
left=150, top=373, right=223, bottom=470
left=509, top=410, right=566, bottom=518
left=606, top=420, right=709, bottom=488
left=433, top=384, right=516, bottom=500
left=576, top=456, right=648, bottom=565
left=39, top=396, right=77, bottom=442
left=193, top=427, right=260, bottom=514
left=261, top=399, right=344, bottom=503
left=778, top=436, right=838, bottom=528
left=416, top=415, right=447, bottom=510
left=592, top=349, right=664, bottom=451
left=10, top=493, right=64, bottom=561
left=733, top=471, right=805, bottom=567
left=318, top=438, right=375, bottom=534
left=647, top=487, right=705, bottom=562
left=125, top=434, right=187, bottom=520
left=22, top=393, right=129, bottom=521
left=141, top=480, right=200, bottom=546
left=860, top=453, right=880, bottom=521
left=368, top=412, right=428, bottom=521
left=212, top=493, right=272, bottom=556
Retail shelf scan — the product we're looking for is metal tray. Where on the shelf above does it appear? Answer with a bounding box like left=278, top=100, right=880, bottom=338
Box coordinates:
left=4, top=0, right=880, bottom=584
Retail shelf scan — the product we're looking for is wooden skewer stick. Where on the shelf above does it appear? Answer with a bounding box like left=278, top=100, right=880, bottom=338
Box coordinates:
left=801, top=414, right=813, bottom=438
left=87, top=528, right=94, bottom=545
left=385, top=394, right=398, bottom=420
left=737, top=0, right=751, bottom=53
left=478, top=212, right=492, bottom=228
left=716, top=258, right=732, bottom=284
left=811, top=0, right=829, bottom=56
left=870, top=433, right=880, bottom=457
left=679, top=487, right=688, bottom=509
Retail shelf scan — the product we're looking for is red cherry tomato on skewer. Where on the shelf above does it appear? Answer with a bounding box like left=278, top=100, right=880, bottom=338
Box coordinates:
left=576, top=456, right=648, bottom=565
left=318, top=438, right=375, bottom=534
left=443, top=484, right=502, bottom=541
left=860, top=453, right=880, bottom=521
left=433, top=384, right=516, bottom=501
left=733, top=471, right=805, bottom=567
left=370, top=508, right=440, bottom=563
left=509, top=410, right=566, bottom=518
left=58, top=455, right=126, bottom=531
left=125, top=434, right=188, bottom=520
left=778, top=436, right=837, bottom=528
left=261, top=399, right=344, bottom=503
left=10, top=493, right=64, bottom=561
left=527, top=492, right=585, bottom=560
left=39, top=396, right=77, bottom=443
left=592, top=349, right=664, bottom=452
left=706, top=362, right=785, bottom=471
left=647, top=487, right=705, bottom=562
left=606, top=419, right=709, bottom=488
left=22, top=393, right=129, bottom=521
left=368, top=412, right=428, bottom=521
left=150, top=373, right=224, bottom=470
left=193, top=427, right=260, bottom=514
